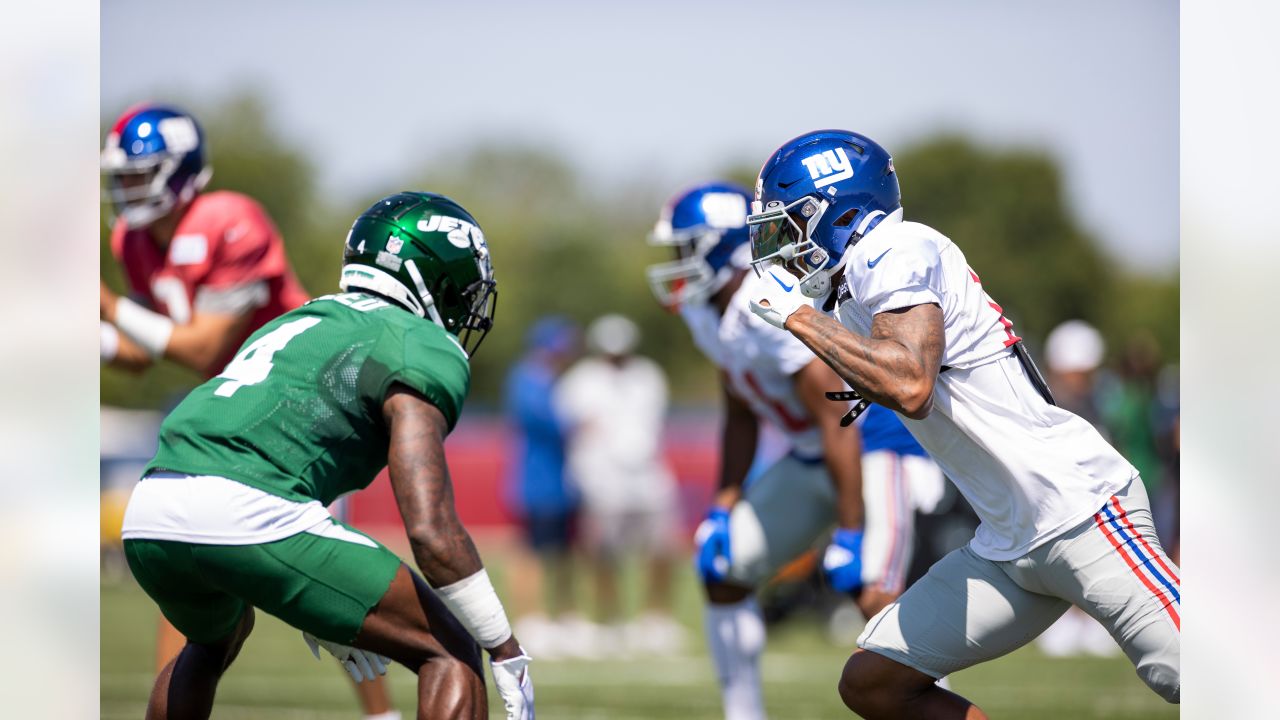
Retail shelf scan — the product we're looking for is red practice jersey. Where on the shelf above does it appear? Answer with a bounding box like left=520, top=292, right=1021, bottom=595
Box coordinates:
left=111, top=190, right=310, bottom=376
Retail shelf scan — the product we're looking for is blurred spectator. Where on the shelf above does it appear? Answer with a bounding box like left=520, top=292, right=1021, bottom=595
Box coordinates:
left=1099, top=332, right=1164, bottom=499
left=1044, top=319, right=1108, bottom=432
left=1098, top=332, right=1179, bottom=549
left=1036, top=319, right=1119, bottom=658
left=504, top=316, right=590, bottom=659
left=1152, top=364, right=1180, bottom=563
left=556, top=314, right=686, bottom=655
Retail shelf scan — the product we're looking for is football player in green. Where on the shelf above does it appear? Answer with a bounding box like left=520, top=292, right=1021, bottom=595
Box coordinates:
left=120, top=192, right=533, bottom=720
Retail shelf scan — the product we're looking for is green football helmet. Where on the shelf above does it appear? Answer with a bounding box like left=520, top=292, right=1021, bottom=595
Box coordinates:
left=339, top=192, right=497, bottom=356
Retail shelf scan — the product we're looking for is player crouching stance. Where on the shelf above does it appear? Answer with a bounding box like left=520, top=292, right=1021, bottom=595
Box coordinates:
left=648, top=183, right=921, bottom=720
left=121, top=193, right=533, bottom=720
left=747, top=130, right=1179, bottom=718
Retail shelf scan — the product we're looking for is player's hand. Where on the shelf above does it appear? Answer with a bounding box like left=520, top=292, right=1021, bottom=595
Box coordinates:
left=823, top=527, right=865, bottom=595
left=749, top=265, right=811, bottom=329
left=491, top=650, right=535, bottom=720
left=694, top=506, right=733, bottom=582
left=302, top=631, right=390, bottom=683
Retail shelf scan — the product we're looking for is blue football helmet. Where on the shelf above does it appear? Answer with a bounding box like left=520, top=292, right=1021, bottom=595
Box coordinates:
left=747, top=130, right=900, bottom=298
left=101, top=104, right=212, bottom=228
left=646, top=182, right=753, bottom=309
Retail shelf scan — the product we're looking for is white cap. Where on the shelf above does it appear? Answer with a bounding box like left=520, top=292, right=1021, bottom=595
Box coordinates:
left=587, top=314, right=640, bottom=356
left=1045, top=319, right=1105, bottom=373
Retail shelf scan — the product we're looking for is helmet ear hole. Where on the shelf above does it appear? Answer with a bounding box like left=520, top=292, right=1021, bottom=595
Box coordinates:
left=438, top=279, right=462, bottom=327
left=833, top=209, right=860, bottom=228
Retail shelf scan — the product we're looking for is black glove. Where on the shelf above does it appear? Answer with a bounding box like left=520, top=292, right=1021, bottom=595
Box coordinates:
left=825, top=390, right=870, bottom=427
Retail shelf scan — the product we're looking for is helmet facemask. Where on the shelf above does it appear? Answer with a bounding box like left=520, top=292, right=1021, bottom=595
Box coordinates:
left=747, top=195, right=834, bottom=298
left=645, top=228, right=728, bottom=310
left=448, top=259, right=498, bottom=357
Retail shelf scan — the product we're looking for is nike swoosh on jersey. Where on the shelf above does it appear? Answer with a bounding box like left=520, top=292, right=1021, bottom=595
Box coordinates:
left=867, top=248, right=892, bottom=268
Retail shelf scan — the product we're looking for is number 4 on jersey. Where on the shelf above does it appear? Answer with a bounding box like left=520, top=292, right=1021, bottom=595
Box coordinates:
left=214, top=317, right=321, bottom=397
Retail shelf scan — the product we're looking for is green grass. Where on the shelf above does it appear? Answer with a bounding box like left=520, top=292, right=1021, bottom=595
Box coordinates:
left=101, top=545, right=1177, bottom=719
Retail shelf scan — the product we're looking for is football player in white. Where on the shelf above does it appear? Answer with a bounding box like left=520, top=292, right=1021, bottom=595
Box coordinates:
left=747, top=130, right=1180, bottom=717
left=648, top=182, right=931, bottom=720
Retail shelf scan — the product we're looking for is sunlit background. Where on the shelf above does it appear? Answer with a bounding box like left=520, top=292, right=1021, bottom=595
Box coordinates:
left=90, top=1, right=1200, bottom=718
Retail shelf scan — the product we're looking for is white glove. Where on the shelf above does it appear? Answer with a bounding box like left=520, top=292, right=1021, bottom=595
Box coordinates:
left=748, top=266, right=812, bottom=329
left=491, top=651, right=535, bottom=720
left=101, top=321, right=120, bottom=362
left=302, top=631, right=390, bottom=683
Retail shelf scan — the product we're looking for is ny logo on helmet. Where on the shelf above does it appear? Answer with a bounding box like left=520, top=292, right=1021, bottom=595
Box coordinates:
left=801, top=148, right=853, bottom=189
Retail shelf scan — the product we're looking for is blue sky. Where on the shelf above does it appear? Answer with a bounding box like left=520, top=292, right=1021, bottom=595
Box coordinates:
left=103, top=0, right=1177, bottom=272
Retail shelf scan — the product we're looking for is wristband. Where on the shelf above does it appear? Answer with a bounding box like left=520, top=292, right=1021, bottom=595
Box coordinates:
left=435, top=569, right=513, bottom=649
left=100, top=321, right=120, bottom=362
left=115, top=297, right=174, bottom=358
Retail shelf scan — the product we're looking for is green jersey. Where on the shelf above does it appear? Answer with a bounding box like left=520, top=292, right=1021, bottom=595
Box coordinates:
left=146, top=292, right=471, bottom=505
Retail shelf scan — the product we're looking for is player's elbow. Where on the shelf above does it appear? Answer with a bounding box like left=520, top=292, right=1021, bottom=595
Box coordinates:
left=896, top=380, right=934, bottom=420
left=405, top=510, right=464, bottom=559
left=406, top=523, right=450, bottom=562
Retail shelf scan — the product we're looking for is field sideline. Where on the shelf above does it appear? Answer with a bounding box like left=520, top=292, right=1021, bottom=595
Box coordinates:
left=102, top=537, right=1175, bottom=720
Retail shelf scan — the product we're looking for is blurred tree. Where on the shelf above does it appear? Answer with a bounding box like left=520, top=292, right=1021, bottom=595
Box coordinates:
left=100, top=100, right=1175, bottom=411
left=401, top=142, right=715, bottom=405
left=897, top=136, right=1111, bottom=344
left=896, top=136, right=1176, bottom=364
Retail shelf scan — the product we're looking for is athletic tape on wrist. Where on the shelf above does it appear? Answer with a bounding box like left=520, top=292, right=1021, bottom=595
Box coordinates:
left=435, top=569, right=513, bottom=649
left=114, top=297, right=174, bottom=358
left=100, top=321, right=120, bottom=362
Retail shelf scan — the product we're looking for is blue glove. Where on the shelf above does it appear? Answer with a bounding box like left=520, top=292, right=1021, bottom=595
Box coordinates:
left=693, top=507, right=732, bottom=582
left=823, top=528, right=865, bottom=594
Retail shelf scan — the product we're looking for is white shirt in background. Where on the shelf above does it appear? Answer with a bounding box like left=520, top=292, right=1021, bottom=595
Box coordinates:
left=555, top=355, right=677, bottom=513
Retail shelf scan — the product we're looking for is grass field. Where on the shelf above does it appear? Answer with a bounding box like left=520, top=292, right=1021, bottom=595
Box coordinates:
left=101, top=541, right=1177, bottom=719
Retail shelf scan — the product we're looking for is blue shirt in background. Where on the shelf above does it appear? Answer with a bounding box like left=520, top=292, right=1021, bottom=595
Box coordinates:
left=860, top=403, right=928, bottom=457
left=504, top=357, right=578, bottom=515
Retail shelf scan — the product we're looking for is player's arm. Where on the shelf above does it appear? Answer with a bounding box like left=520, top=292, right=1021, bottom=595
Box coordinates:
left=693, top=375, right=758, bottom=585
left=382, top=384, right=523, bottom=662
left=793, top=358, right=864, bottom=528
left=783, top=303, right=944, bottom=420
left=100, top=321, right=152, bottom=372
left=715, top=373, right=759, bottom=509
left=101, top=282, right=257, bottom=376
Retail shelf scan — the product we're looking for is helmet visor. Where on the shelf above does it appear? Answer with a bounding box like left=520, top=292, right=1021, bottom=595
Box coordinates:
left=747, top=212, right=802, bottom=264
left=748, top=196, right=822, bottom=265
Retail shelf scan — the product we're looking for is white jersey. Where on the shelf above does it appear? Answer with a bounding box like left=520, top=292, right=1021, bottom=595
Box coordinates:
left=555, top=355, right=677, bottom=512
left=834, top=212, right=1137, bottom=560
left=681, top=271, right=826, bottom=459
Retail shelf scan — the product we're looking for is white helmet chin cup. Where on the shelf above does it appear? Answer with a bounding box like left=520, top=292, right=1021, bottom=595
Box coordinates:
left=799, top=268, right=831, bottom=298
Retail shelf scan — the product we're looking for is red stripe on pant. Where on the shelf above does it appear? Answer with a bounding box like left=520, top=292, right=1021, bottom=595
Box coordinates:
left=1093, top=511, right=1181, bottom=630
left=1109, top=497, right=1180, bottom=584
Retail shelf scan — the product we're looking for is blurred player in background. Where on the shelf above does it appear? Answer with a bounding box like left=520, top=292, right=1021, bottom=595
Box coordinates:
left=748, top=129, right=1179, bottom=716
left=120, top=192, right=533, bottom=720
left=504, top=315, right=592, bottom=659
left=555, top=314, right=687, bottom=655
left=100, top=103, right=308, bottom=376
left=647, top=183, right=938, bottom=720
left=99, top=103, right=397, bottom=718
left=1035, top=320, right=1121, bottom=658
